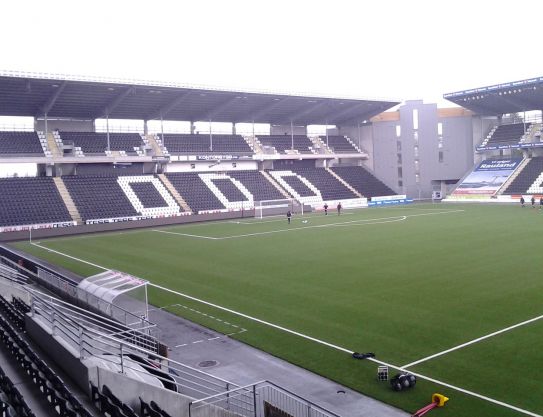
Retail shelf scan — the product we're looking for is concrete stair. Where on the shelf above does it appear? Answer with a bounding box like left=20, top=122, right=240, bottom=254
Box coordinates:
left=158, top=174, right=192, bottom=212
left=146, top=134, right=164, bottom=156
left=53, top=177, right=82, bottom=224
left=46, top=132, right=62, bottom=157
left=326, top=168, right=363, bottom=198
left=243, top=136, right=262, bottom=153
left=260, top=171, right=291, bottom=198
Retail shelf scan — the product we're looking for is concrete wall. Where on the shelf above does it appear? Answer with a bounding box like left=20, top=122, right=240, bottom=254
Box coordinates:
left=166, top=161, right=258, bottom=172
left=0, top=211, right=252, bottom=242
left=371, top=120, right=399, bottom=193
left=35, top=119, right=94, bottom=133
left=371, top=101, right=475, bottom=199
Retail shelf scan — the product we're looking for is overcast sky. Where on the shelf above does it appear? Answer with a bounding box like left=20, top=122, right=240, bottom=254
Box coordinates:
left=2, top=0, right=543, bottom=108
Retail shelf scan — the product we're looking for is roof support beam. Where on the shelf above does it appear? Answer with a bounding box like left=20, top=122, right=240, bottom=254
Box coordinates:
left=323, top=102, right=368, bottom=124
left=37, top=80, right=68, bottom=117
left=289, top=100, right=330, bottom=123
left=192, top=96, right=241, bottom=122
left=97, top=86, right=136, bottom=118
left=146, top=91, right=193, bottom=120
left=246, top=97, right=291, bottom=122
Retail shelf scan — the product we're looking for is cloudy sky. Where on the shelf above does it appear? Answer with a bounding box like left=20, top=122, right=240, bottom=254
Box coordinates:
left=2, top=0, right=543, bottom=107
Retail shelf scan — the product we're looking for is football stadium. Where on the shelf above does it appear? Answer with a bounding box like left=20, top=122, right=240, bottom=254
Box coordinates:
left=1, top=4, right=543, bottom=417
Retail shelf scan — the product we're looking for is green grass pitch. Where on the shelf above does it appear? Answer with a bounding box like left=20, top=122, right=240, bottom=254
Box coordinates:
left=11, top=203, right=543, bottom=417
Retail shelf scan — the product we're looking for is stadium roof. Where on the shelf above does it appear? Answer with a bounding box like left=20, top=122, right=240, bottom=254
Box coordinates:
left=0, top=70, right=399, bottom=126
left=444, top=76, right=543, bottom=115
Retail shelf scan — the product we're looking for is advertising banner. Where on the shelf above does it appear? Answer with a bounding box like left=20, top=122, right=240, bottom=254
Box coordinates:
left=452, top=159, right=522, bottom=197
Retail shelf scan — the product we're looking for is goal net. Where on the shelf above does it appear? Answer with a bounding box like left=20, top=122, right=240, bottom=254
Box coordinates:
left=254, top=198, right=303, bottom=219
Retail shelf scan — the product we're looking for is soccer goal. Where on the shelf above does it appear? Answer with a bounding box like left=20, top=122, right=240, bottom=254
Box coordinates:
left=254, top=198, right=303, bottom=219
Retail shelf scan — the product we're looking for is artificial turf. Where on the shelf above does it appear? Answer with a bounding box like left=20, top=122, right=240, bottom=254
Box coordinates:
left=11, top=203, right=543, bottom=416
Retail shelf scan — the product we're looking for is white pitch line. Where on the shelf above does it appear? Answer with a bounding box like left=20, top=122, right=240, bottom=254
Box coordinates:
left=151, top=282, right=541, bottom=417
left=19, top=241, right=539, bottom=416
left=402, top=313, right=543, bottom=369
left=30, top=242, right=108, bottom=270
left=152, top=209, right=464, bottom=240
left=334, top=216, right=406, bottom=227
left=152, top=229, right=219, bottom=240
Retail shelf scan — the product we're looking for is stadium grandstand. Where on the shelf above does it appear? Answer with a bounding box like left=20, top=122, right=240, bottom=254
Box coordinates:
left=2, top=70, right=543, bottom=417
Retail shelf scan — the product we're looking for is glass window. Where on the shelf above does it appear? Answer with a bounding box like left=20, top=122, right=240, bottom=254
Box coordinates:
left=413, top=109, right=419, bottom=130
left=439, top=151, right=444, bottom=163
left=396, top=125, right=401, bottom=137
left=438, top=122, right=443, bottom=136
left=397, top=167, right=403, bottom=178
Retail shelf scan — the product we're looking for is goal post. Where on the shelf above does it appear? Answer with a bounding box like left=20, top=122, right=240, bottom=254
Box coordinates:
left=254, top=198, right=303, bottom=219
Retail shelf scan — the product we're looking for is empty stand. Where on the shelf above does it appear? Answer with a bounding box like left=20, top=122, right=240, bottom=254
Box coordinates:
left=58, top=132, right=144, bottom=156
left=227, top=171, right=285, bottom=202
left=320, top=136, right=361, bottom=153
left=0, top=177, right=72, bottom=229
left=292, top=168, right=358, bottom=200
left=256, top=135, right=314, bottom=154
left=331, top=166, right=396, bottom=198
left=0, top=132, right=45, bottom=156
left=165, top=173, right=225, bottom=213
left=503, top=157, right=543, bottom=195
left=486, top=123, right=530, bottom=145
left=63, top=176, right=139, bottom=221
left=161, top=134, right=252, bottom=154
left=63, top=175, right=181, bottom=222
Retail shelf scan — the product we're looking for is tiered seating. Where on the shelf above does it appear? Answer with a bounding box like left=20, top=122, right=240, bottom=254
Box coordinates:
left=227, top=171, right=285, bottom=202
left=503, top=157, right=543, bottom=195
left=58, top=132, right=144, bottom=155
left=128, top=182, right=168, bottom=208
left=90, top=383, right=138, bottom=417
left=0, top=296, right=93, bottom=417
left=140, top=397, right=172, bottom=417
left=292, top=168, right=358, bottom=200
left=486, top=123, right=530, bottom=145
left=257, top=135, right=314, bottom=154
left=64, top=175, right=181, bottom=221
left=211, top=178, right=249, bottom=202
left=320, top=135, right=361, bottom=153
left=63, top=176, right=139, bottom=221
left=165, top=173, right=225, bottom=213
left=162, top=134, right=251, bottom=154
left=0, top=177, right=72, bottom=228
left=0, top=131, right=45, bottom=156
left=331, top=166, right=395, bottom=198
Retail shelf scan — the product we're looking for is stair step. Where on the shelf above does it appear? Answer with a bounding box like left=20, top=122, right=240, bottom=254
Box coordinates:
left=158, top=174, right=192, bottom=213
left=53, top=177, right=82, bottom=224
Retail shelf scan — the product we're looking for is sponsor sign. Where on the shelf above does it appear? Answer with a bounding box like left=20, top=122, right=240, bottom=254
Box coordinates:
left=0, top=221, right=76, bottom=233
left=368, top=199, right=413, bottom=206
left=196, top=155, right=251, bottom=161
left=452, top=158, right=521, bottom=196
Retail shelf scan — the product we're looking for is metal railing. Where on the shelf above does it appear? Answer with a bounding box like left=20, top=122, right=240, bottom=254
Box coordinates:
left=28, top=289, right=237, bottom=399
left=189, top=380, right=341, bottom=417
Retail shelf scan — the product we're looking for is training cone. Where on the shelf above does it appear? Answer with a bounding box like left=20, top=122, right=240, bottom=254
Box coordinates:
left=412, top=393, right=449, bottom=417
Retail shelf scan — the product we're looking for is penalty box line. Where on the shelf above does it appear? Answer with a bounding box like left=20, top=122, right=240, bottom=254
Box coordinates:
left=152, top=209, right=465, bottom=240
left=150, top=282, right=541, bottom=417
left=22, top=242, right=541, bottom=416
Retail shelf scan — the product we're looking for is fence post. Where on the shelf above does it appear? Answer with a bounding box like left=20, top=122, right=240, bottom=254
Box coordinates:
left=78, top=327, right=85, bottom=359
left=51, top=312, right=57, bottom=336
left=120, top=344, right=124, bottom=374
left=226, top=382, right=230, bottom=410
left=253, top=384, right=257, bottom=417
